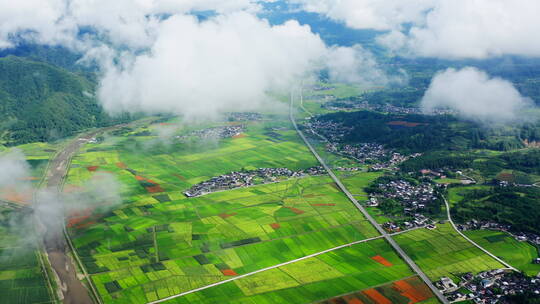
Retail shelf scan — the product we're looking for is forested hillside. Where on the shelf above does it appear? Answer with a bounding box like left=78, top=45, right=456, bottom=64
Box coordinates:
left=0, top=56, right=128, bottom=145
left=314, top=111, right=534, bottom=153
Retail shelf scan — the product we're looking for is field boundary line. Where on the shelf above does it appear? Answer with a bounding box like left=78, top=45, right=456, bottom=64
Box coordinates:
left=443, top=197, right=517, bottom=271
left=289, top=90, right=449, bottom=304
left=147, top=236, right=383, bottom=304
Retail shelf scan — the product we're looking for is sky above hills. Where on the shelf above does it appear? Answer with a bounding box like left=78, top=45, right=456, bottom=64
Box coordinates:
left=0, top=0, right=539, bottom=121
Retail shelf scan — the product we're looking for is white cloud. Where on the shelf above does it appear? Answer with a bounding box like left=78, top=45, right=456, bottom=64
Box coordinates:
left=0, top=0, right=263, bottom=49
left=382, top=0, right=540, bottom=59
left=0, top=1, right=394, bottom=118
left=421, top=67, right=533, bottom=122
left=326, top=44, right=397, bottom=86
left=97, top=12, right=328, bottom=117
left=0, top=149, right=31, bottom=188
left=0, top=0, right=73, bottom=48
left=294, top=0, right=540, bottom=59
left=291, top=0, right=434, bottom=31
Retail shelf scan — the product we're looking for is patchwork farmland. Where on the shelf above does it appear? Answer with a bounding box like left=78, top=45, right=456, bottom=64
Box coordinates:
left=64, top=116, right=428, bottom=303
left=54, top=112, right=507, bottom=304
left=394, top=223, right=504, bottom=282
left=165, top=239, right=428, bottom=304
left=0, top=208, right=54, bottom=304
left=464, top=230, right=540, bottom=276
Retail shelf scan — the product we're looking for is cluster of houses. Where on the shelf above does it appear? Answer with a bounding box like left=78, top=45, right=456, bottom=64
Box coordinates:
left=304, top=118, right=417, bottom=170
left=458, top=220, right=540, bottom=246
left=381, top=213, right=434, bottom=232
left=439, top=270, right=540, bottom=303
left=226, top=112, right=262, bottom=121
left=184, top=166, right=326, bottom=197
left=176, top=125, right=244, bottom=142
left=370, top=152, right=420, bottom=171
left=303, top=119, right=352, bottom=143
left=327, top=143, right=388, bottom=163
left=376, top=180, right=438, bottom=213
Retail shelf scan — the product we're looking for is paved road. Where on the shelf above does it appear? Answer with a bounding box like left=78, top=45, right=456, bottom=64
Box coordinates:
left=38, top=127, right=123, bottom=304
left=289, top=92, right=450, bottom=304
left=443, top=197, right=517, bottom=271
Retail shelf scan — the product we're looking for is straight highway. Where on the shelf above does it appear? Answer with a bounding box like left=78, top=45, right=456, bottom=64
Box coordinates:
left=289, top=91, right=450, bottom=304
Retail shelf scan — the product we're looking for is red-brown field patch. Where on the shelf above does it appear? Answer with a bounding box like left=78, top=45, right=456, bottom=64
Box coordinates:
left=116, top=162, right=127, bottom=169
left=387, top=121, right=424, bottom=128
left=286, top=207, right=305, bottom=215
left=135, top=175, right=145, bottom=181
left=320, top=276, right=435, bottom=304
left=87, top=166, right=99, bottom=172
left=364, top=289, right=392, bottom=304
left=66, top=208, right=94, bottom=228
left=67, top=216, right=96, bottom=229
left=392, top=278, right=433, bottom=303
left=219, top=213, right=237, bottom=219
left=146, top=186, right=164, bottom=193
left=173, top=173, right=187, bottom=181
left=496, top=172, right=515, bottom=182
left=221, top=269, right=238, bottom=276
left=232, top=133, right=247, bottom=139
left=344, top=296, right=364, bottom=304
left=63, top=185, right=84, bottom=193
left=270, top=223, right=281, bottom=229
left=371, top=255, right=393, bottom=267
left=1, top=189, right=32, bottom=204
left=311, top=203, right=336, bottom=207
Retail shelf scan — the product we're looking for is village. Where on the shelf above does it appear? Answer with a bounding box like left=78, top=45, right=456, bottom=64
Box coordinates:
left=175, top=125, right=245, bottom=142
left=225, top=112, right=263, bottom=122
left=366, top=177, right=442, bottom=232
left=184, top=166, right=326, bottom=197
left=437, top=270, right=540, bottom=303
left=373, top=179, right=439, bottom=213
left=458, top=220, right=540, bottom=247
left=304, top=118, right=417, bottom=170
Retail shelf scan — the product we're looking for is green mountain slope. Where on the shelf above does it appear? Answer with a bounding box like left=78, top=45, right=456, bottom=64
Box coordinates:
left=0, top=56, right=124, bottom=145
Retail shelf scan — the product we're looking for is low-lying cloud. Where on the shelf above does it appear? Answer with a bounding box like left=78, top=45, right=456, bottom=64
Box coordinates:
left=97, top=13, right=391, bottom=118
left=421, top=67, right=533, bottom=123
left=325, top=44, right=403, bottom=87
left=0, top=149, right=122, bottom=249
left=0, top=1, right=395, bottom=119
left=0, top=150, right=33, bottom=203
left=97, top=12, right=328, bottom=117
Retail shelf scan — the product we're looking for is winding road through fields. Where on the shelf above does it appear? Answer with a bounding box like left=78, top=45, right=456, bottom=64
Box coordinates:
left=443, top=197, right=517, bottom=271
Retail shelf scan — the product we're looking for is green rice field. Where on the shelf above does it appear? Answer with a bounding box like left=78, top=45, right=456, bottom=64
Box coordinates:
left=464, top=230, right=540, bottom=276
left=64, top=116, right=387, bottom=303
left=394, top=223, right=504, bottom=282
left=0, top=208, right=53, bottom=304
left=164, top=239, right=419, bottom=304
